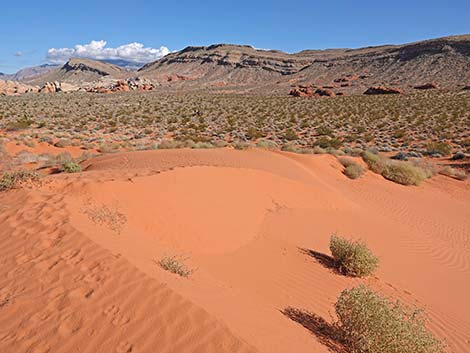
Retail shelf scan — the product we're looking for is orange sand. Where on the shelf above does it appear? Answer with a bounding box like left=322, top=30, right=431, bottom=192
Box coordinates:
left=1, top=148, right=469, bottom=353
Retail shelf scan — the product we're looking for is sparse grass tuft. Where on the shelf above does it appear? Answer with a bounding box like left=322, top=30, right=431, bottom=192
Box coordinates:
left=440, top=166, right=467, bottom=180
left=344, top=164, right=365, bottom=179
left=382, top=161, right=429, bottom=186
left=362, top=151, right=430, bottom=185
left=159, top=256, right=192, bottom=277
left=335, top=285, right=443, bottom=353
left=338, top=157, right=365, bottom=179
left=329, top=235, right=379, bottom=277
left=361, top=151, right=386, bottom=174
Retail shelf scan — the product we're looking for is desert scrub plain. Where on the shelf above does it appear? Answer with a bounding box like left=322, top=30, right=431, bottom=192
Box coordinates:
left=0, top=90, right=468, bottom=183
left=0, top=90, right=469, bottom=153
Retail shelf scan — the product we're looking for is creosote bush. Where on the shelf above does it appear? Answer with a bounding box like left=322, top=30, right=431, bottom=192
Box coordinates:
left=335, top=285, right=443, bottom=353
left=0, top=170, right=39, bottom=191
left=329, top=235, right=379, bottom=277
left=158, top=256, right=192, bottom=277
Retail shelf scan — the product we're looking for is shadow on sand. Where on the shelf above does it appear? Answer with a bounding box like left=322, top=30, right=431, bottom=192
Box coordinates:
left=300, top=248, right=342, bottom=275
left=282, top=307, right=347, bottom=353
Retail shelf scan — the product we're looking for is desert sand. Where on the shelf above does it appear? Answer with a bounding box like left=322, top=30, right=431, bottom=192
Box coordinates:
left=1, top=148, right=469, bottom=353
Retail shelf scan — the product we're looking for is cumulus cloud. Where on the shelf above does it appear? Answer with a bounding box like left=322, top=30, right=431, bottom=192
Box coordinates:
left=46, top=40, right=170, bottom=65
left=14, top=51, right=23, bottom=57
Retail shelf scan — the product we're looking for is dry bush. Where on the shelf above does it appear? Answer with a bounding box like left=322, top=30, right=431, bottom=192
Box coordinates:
left=61, top=161, right=82, bottom=173
left=192, top=141, right=214, bottom=149
left=281, top=143, right=299, bottom=153
left=0, top=170, right=39, bottom=191
left=233, top=142, right=251, bottom=150
left=329, top=235, right=379, bottom=277
left=54, top=138, right=73, bottom=148
left=82, top=203, right=127, bottom=233
left=335, top=285, right=443, bottom=353
left=158, top=256, right=192, bottom=277
left=256, top=139, right=278, bottom=150
left=426, top=142, right=452, bottom=156
left=157, top=140, right=183, bottom=149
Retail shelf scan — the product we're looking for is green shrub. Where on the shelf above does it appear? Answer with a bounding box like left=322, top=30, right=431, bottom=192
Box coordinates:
left=61, top=161, right=82, bottom=173
left=158, top=256, right=192, bottom=277
left=382, top=161, right=429, bottom=186
left=329, top=235, right=379, bottom=277
left=335, top=285, right=443, bottom=353
left=0, top=170, right=39, bottom=191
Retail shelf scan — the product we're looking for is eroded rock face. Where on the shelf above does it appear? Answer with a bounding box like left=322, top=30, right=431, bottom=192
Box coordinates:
left=414, top=83, right=439, bottom=90
left=364, top=86, right=403, bottom=95
left=86, top=78, right=158, bottom=93
left=290, top=85, right=315, bottom=97
left=39, top=81, right=78, bottom=93
left=290, top=85, right=337, bottom=97
left=314, top=88, right=336, bottom=97
left=0, top=80, right=39, bottom=96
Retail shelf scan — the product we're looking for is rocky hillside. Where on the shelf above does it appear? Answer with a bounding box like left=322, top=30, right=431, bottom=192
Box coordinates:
left=4, top=35, right=470, bottom=95
left=138, top=35, right=470, bottom=93
left=29, top=58, right=129, bottom=86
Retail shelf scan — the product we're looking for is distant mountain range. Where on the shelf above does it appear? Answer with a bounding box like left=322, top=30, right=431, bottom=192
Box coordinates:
left=2, top=34, right=469, bottom=95
left=0, top=64, right=59, bottom=82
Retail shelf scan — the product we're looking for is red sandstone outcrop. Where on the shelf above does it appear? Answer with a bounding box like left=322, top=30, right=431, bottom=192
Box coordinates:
left=364, top=86, right=403, bottom=95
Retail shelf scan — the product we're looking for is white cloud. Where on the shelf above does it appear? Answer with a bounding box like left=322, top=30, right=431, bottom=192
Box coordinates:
left=46, top=40, right=170, bottom=65
left=14, top=51, right=23, bottom=57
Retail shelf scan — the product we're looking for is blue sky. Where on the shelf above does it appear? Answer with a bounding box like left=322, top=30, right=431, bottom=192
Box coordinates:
left=1, top=0, right=469, bottom=73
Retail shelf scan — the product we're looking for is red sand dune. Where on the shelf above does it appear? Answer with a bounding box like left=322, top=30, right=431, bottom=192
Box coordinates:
left=1, top=148, right=469, bottom=353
